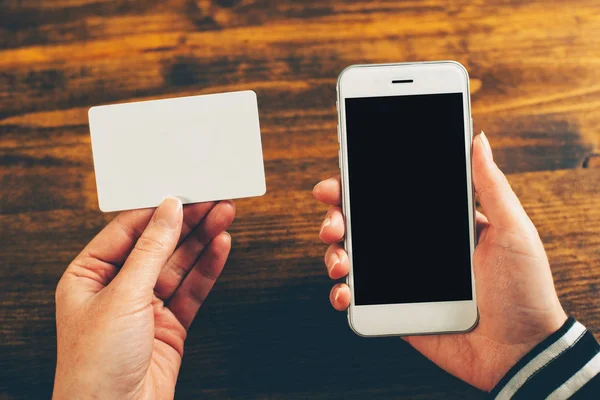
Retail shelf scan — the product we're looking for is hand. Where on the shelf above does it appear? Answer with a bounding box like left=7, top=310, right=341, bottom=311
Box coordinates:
left=53, top=198, right=235, bottom=400
left=313, top=132, right=567, bottom=392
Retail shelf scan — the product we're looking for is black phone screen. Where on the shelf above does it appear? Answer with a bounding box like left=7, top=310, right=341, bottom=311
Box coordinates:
left=345, top=93, right=473, bottom=306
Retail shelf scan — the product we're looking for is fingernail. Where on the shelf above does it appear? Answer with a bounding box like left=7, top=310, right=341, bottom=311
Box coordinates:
left=154, top=197, right=182, bottom=229
left=313, top=181, right=323, bottom=194
left=328, top=252, right=340, bottom=274
left=223, top=231, right=231, bottom=242
left=320, top=217, right=331, bottom=235
left=333, top=288, right=341, bottom=304
left=480, top=131, right=493, bottom=160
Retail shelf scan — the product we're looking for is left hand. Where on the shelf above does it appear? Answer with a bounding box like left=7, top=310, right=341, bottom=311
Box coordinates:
left=53, top=198, right=235, bottom=400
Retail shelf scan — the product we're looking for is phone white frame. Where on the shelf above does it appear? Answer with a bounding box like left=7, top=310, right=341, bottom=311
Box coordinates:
left=337, top=61, right=478, bottom=337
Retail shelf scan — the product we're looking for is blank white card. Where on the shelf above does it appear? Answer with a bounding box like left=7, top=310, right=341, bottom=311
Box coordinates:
left=89, top=90, right=266, bottom=212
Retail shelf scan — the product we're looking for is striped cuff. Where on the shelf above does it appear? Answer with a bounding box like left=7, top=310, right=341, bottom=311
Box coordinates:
left=490, top=317, right=600, bottom=399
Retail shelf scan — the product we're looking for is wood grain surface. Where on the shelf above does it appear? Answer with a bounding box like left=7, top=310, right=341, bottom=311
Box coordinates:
left=1, top=0, right=600, bottom=398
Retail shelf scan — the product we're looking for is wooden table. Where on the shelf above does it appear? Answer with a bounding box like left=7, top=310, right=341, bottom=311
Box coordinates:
left=1, top=1, right=599, bottom=398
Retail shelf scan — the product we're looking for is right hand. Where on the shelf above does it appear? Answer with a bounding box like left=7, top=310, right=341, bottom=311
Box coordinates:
left=313, top=132, right=567, bottom=392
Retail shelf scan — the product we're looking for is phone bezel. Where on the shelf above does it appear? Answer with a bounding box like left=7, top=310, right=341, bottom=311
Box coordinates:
left=337, top=61, right=478, bottom=337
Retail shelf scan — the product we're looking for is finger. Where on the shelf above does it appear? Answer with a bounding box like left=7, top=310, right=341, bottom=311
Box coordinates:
left=475, top=211, right=490, bottom=242
left=168, top=232, right=231, bottom=330
left=63, top=203, right=215, bottom=295
left=319, top=206, right=345, bottom=244
left=330, top=283, right=351, bottom=311
left=62, top=208, right=155, bottom=297
left=178, top=202, right=217, bottom=245
left=476, top=210, right=488, bottom=226
left=472, top=132, right=533, bottom=232
left=155, top=201, right=236, bottom=300
left=77, top=208, right=155, bottom=266
left=324, top=243, right=350, bottom=279
left=313, top=176, right=342, bottom=206
left=110, top=197, right=183, bottom=297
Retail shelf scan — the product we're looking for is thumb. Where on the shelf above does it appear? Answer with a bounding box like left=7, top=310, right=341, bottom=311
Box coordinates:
left=110, top=197, right=183, bottom=298
left=472, top=132, right=533, bottom=232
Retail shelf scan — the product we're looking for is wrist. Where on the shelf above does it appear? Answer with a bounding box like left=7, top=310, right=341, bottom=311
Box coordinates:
left=53, top=367, right=95, bottom=400
left=482, top=311, right=568, bottom=391
left=53, top=366, right=119, bottom=400
left=490, top=316, right=598, bottom=398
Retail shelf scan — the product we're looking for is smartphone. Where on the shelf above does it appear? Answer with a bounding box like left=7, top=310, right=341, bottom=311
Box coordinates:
left=336, top=61, right=477, bottom=337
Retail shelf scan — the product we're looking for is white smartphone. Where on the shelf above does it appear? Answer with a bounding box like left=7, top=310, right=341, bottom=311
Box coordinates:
left=336, top=61, right=478, bottom=337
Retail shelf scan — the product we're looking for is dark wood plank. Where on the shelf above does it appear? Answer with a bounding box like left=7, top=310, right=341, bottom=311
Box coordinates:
left=1, top=0, right=600, bottom=399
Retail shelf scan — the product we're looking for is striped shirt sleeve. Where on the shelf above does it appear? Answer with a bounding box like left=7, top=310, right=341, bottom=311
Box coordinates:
left=490, top=317, right=600, bottom=399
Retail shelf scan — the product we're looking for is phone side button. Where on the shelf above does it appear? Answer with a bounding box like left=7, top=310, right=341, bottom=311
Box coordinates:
left=337, top=124, right=341, bottom=144
left=338, top=149, right=342, bottom=169
left=470, top=117, right=474, bottom=138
